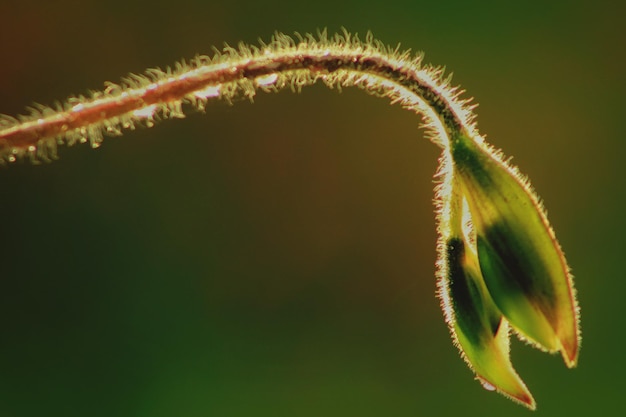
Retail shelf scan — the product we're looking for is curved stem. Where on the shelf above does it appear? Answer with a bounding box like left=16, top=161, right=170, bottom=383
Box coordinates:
left=0, top=30, right=477, bottom=163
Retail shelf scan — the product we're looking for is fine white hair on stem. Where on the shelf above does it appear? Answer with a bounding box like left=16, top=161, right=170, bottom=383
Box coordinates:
left=0, top=29, right=478, bottom=164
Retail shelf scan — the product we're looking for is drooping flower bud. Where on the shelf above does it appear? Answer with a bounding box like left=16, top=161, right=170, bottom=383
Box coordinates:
left=449, top=132, right=580, bottom=367
left=445, top=236, right=535, bottom=408
left=438, top=180, right=535, bottom=408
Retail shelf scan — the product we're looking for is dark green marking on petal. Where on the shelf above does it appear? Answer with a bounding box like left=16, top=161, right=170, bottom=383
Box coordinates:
left=477, top=221, right=556, bottom=316
left=447, top=237, right=501, bottom=345
left=450, top=133, right=496, bottom=190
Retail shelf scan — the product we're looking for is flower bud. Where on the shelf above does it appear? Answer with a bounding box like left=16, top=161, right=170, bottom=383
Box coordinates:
left=438, top=182, right=535, bottom=408
left=450, top=132, right=580, bottom=367
left=444, top=234, right=535, bottom=408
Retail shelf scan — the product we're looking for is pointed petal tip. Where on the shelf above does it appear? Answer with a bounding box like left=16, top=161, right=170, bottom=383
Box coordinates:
left=561, top=342, right=579, bottom=369
left=516, top=392, right=537, bottom=411
left=556, top=325, right=580, bottom=368
left=515, top=392, right=537, bottom=411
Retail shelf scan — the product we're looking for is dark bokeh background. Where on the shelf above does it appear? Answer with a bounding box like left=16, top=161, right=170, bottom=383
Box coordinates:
left=0, top=0, right=623, bottom=415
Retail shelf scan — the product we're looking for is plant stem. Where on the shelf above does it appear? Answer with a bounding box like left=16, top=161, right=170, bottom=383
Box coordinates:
left=0, top=30, right=477, bottom=164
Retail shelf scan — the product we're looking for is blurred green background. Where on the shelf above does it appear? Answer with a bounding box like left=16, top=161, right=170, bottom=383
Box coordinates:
left=0, top=0, right=623, bottom=415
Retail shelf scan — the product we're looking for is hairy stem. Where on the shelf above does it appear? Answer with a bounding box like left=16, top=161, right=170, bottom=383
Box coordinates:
left=0, top=30, right=478, bottom=164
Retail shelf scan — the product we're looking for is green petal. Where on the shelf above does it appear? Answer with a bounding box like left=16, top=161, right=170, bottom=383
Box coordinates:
left=450, top=132, right=580, bottom=367
left=436, top=171, right=535, bottom=408
left=445, top=235, right=536, bottom=409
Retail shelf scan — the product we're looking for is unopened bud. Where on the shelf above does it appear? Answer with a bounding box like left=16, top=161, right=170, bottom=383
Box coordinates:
left=450, top=132, right=580, bottom=367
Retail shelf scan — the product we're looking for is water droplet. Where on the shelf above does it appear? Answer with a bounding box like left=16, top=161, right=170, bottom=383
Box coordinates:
left=132, top=104, right=157, bottom=119
left=478, top=378, right=496, bottom=392
left=193, top=85, right=220, bottom=99
left=255, top=73, right=278, bottom=87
